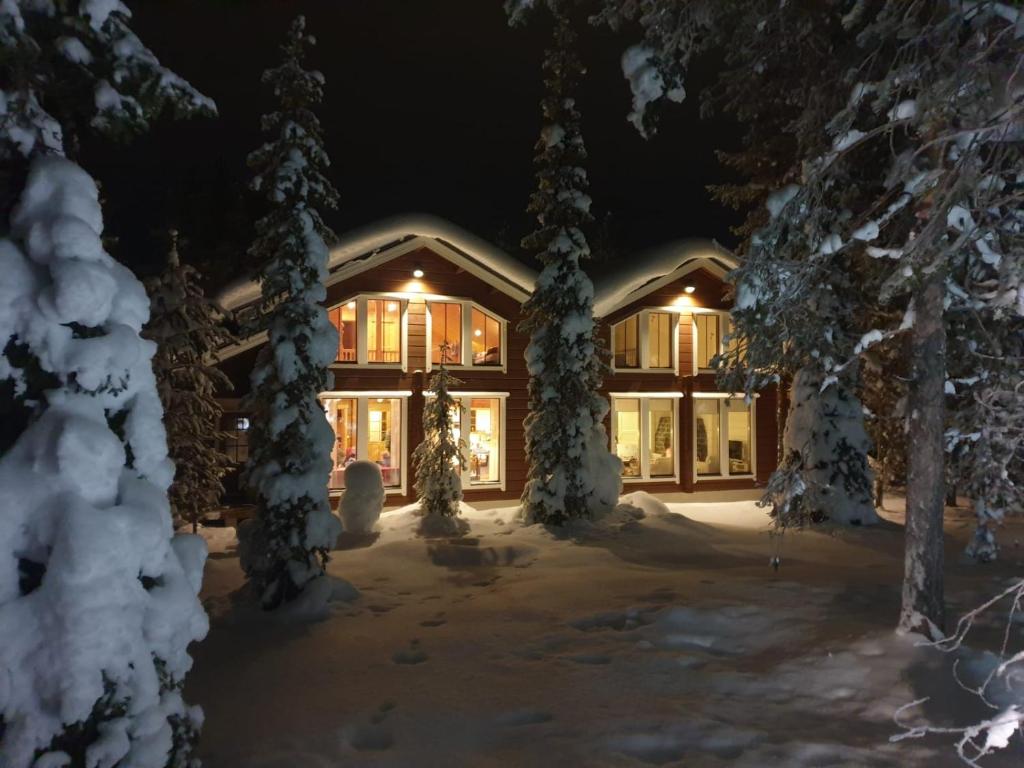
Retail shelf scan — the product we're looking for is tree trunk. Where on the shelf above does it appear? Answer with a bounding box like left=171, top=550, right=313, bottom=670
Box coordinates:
left=898, top=269, right=946, bottom=638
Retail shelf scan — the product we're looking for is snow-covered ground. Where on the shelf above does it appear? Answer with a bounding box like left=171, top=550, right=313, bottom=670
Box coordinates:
left=188, top=494, right=1024, bottom=766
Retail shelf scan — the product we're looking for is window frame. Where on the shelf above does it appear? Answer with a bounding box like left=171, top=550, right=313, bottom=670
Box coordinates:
left=425, top=390, right=508, bottom=490
left=691, top=392, right=757, bottom=481
left=610, top=310, right=680, bottom=374
left=327, top=294, right=410, bottom=371
left=322, top=391, right=411, bottom=496
left=425, top=298, right=508, bottom=373
left=691, top=309, right=732, bottom=374
left=608, top=393, right=682, bottom=483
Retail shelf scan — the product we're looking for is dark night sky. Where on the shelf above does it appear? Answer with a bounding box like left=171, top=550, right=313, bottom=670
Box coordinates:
left=81, top=0, right=743, bottom=286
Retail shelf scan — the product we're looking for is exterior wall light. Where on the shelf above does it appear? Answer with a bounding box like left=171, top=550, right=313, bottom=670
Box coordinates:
left=683, top=285, right=696, bottom=294
left=412, top=265, right=425, bottom=278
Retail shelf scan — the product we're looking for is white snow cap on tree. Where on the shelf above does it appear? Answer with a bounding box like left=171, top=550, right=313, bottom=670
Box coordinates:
left=242, top=14, right=342, bottom=608
left=519, top=7, right=622, bottom=525
left=0, top=156, right=208, bottom=768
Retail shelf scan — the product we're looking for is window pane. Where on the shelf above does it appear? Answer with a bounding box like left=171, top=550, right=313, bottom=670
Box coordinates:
left=614, top=315, right=639, bottom=368
left=468, top=398, right=501, bottom=483
left=727, top=399, right=753, bottom=474
left=471, top=308, right=502, bottom=366
left=328, top=301, right=357, bottom=362
left=695, top=399, right=721, bottom=476
left=696, top=314, right=720, bottom=369
left=325, top=398, right=357, bottom=490
left=431, top=302, right=462, bottom=365
left=221, top=415, right=249, bottom=463
left=648, top=312, right=672, bottom=368
left=368, top=300, right=401, bottom=363
left=368, top=398, right=401, bottom=487
left=648, top=399, right=674, bottom=477
left=614, top=399, right=641, bottom=477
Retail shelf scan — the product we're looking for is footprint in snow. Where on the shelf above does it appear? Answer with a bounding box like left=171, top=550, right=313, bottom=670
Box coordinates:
left=393, top=640, right=428, bottom=665
left=345, top=723, right=394, bottom=751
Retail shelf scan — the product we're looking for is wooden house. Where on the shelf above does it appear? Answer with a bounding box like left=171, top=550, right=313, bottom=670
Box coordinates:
left=213, top=214, right=780, bottom=506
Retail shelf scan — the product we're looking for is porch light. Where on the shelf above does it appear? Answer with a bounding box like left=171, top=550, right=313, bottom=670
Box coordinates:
left=412, top=265, right=425, bottom=278
left=683, top=285, right=696, bottom=294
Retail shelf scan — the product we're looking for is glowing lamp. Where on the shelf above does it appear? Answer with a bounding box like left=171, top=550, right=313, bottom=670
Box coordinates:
left=683, top=285, right=696, bottom=294
left=412, top=265, right=425, bottom=278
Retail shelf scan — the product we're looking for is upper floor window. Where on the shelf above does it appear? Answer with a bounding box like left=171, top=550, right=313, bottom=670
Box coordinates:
left=693, top=311, right=738, bottom=372
left=327, top=295, right=406, bottom=367
left=427, top=299, right=505, bottom=369
left=612, top=310, right=676, bottom=372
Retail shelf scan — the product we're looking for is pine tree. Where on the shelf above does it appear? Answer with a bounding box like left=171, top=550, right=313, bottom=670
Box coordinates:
left=241, top=15, right=342, bottom=610
left=516, top=3, right=622, bottom=525
left=145, top=231, right=236, bottom=533
left=413, top=343, right=468, bottom=536
left=0, top=3, right=214, bottom=766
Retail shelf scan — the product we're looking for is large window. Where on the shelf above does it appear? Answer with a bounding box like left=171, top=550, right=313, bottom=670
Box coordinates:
left=612, top=311, right=676, bottom=371
left=430, top=393, right=506, bottom=487
left=611, top=396, right=678, bottom=481
left=695, top=312, right=733, bottom=371
left=431, top=302, right=462, bottom=365
left=325, top=395, right=406, bottom=491
left=694, top=395, right=754, bottom=479
left=613, top=316, right=640, bottom=369
left=426, top=299, right=505, bottom=369
left=367, top=299, right=401, bottom=363
left=327, top=296, right=406, bottom=367
left=471, top=309, right=501, bottom=367
left=327, top=301, right=358, bottom=362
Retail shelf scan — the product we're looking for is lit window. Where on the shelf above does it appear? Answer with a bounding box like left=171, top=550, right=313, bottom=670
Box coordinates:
left=614, top=398, right=641, bottom=477
left=694, top=396, right=754, bottom=479
left=727, top=400, right=752, bottom=475
left=648, top=312, right=672, bottom=369
left=328, top=297, right=405, bottom=366
left=471, top=308, right=502, bottom=366
left=324, top=396, right=405, bottom=490
left=367, top=300, right=401, bottom=363
left=695, top=314, right=721, bottom=370
left=613, top=311, right=675, bottom=371
left=613, top=316, right=640, bottom=368
left=430, top=393, right=505, bottom=486
left=694, top=399, right=721, bottom=476
left=431, top=302, right=462, bottom=365
left=327, top=301, right=357, bottom=362
left=326, top=398, right=357, bottom=490
left=468, top=397, right=501, bottom=483
left=648, top=398, right=674, bottom=477
left=612, top=397, right=676, bottom=480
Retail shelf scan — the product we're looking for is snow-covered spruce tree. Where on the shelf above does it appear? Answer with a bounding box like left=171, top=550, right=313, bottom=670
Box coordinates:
left=241, top=15, right=342, bottom=610
left=145, top=231, right=236, bottom=533
left=0, top=3, right=214, bottom=766
left=512, top=3, right=622, bottom=525
left=413, top=343, right=469, bottom=537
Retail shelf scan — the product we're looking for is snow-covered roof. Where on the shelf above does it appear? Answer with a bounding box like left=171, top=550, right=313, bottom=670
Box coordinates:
left=217, top=213, right=539, bottom=310
left=592, top=238, right=738, bottom=318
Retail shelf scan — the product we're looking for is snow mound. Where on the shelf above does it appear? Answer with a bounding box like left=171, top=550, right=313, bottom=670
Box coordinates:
left=339, top=461, right=384, bottom=534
